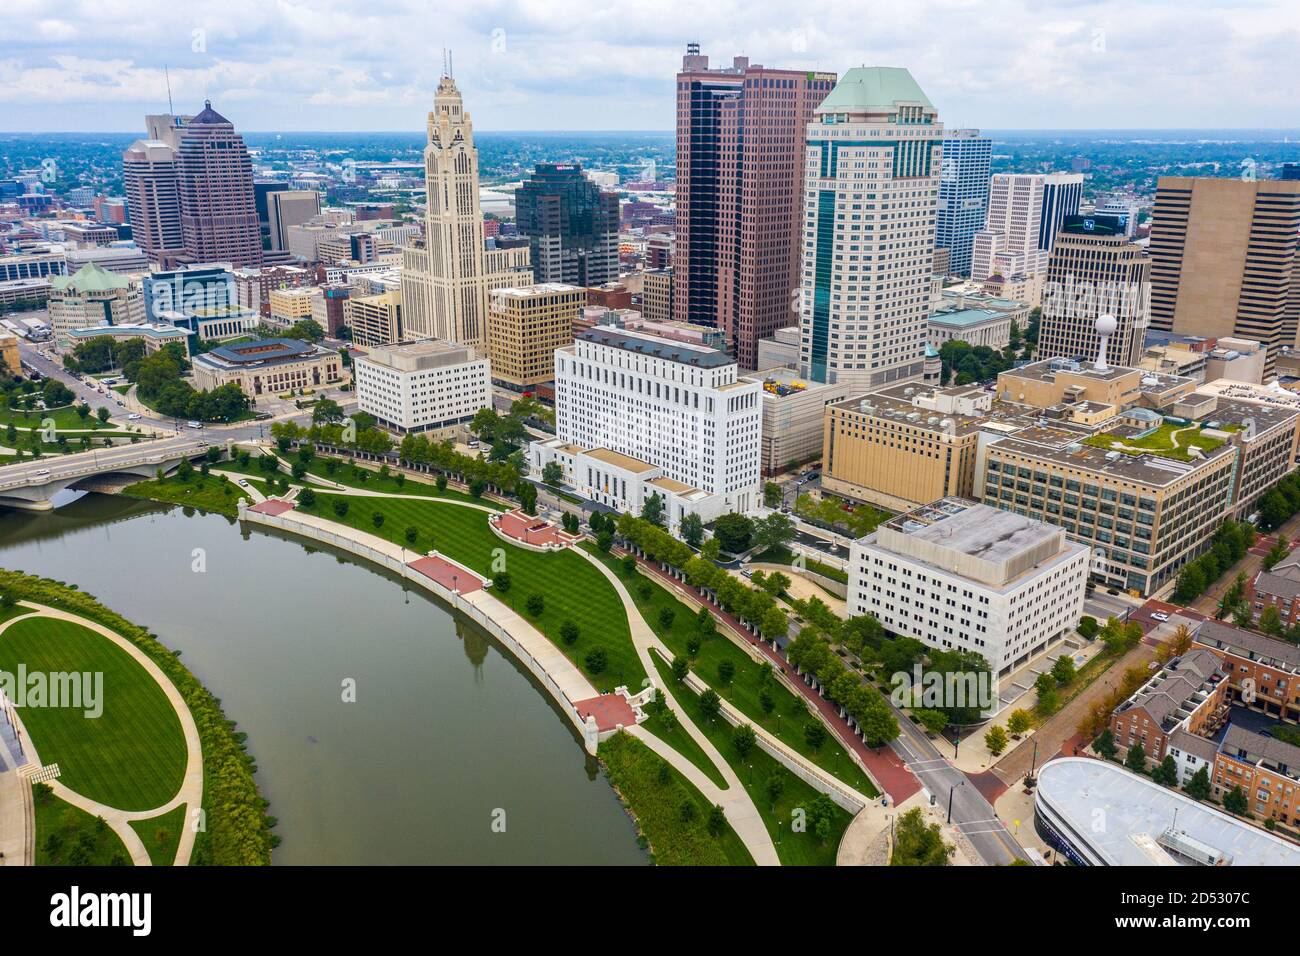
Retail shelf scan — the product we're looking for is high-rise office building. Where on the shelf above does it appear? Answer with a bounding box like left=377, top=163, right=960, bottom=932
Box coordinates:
left=1039, top=172, right=1084, bottom=251
left=175, top=101, right=262, bottom=267
left=936, top=129, right=991, bottom=276
left=122, top=139, right=183, bottom=265
left=400, top=75, right=530, bottom=349
left=1149, top=177, right=1300, bottom=379
left=145, top=113, right=192, bottom=149
left=267, top=190, right=323, bottom=252
left=674, top=44, right=836, bottom=368
left=798, top=67, right=941, bottom=388
left=514, top=164, right=619, bottom=287
left=972, top=174, right=1047, bottom=283
left=1037, top=214, right=1151, bottom=367
left=487, top=283, right=585, bottom=389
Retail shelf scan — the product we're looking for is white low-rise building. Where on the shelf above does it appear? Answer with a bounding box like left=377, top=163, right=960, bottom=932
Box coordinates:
left=530, top=326, right=762, bottom=529
left=849, top=497, right=1089, bottom=679
left=354, top=339, right=490, bottom=435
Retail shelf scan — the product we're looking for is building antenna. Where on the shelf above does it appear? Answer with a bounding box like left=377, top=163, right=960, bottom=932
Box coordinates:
left=449, top=50, right=454, bottom=79
left=165, top=64, right=174, bottom=114
left=442, top=48, right=448, bottom=78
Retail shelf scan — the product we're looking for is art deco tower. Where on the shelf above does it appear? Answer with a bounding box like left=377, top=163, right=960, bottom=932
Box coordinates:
left=401, top=75, right=529, bottom=348
left=175, top=101, right=262, bottom=267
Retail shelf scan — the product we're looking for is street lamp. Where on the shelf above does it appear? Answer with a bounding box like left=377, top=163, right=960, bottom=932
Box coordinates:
left=947, top=780, right=965, bottom=824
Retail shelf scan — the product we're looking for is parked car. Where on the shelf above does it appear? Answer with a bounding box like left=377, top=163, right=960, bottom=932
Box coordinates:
left=1151, top=611, right=1170, bottom=622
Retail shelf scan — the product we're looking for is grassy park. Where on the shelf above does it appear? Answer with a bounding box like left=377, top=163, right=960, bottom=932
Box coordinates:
left=301, top=491, right=646, bottom=692
left=129, top=803, right=188, bottom=866
left=33, top=786, right=132, bottom=866
left=598, top=731, right=753, bottom=866
left=0, top=617, right=187, bottom=811
left=1082, top=422, right=1226, bottom=462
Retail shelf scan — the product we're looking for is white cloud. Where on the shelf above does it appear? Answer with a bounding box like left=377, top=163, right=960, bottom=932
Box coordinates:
left=0, top=0, right=1296, bottom=130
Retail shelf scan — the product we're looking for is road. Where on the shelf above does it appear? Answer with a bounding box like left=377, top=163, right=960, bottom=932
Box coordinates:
left=0, top=433, right=219, bottom=488
left=883, top=697, right=1029, bottom=865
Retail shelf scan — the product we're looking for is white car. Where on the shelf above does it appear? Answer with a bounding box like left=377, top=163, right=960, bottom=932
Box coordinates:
left=33, top=468, right=50, bottom=478
left=127, top=413, right=141, bottom=420
left=237, top=479, right=250, bottom=488
left=1150, top=611, right=1170, bottom=622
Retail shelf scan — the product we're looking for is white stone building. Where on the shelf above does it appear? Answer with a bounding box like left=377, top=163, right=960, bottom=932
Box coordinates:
left=530, top=326, right=762, bottom=529
left=354, top=339, right=490, bottom=434
left=849, top=497, right=1089, bottom=679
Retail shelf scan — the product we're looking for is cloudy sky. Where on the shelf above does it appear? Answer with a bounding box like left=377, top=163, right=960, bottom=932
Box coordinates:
left=2, top=0, right=1297, bottom=133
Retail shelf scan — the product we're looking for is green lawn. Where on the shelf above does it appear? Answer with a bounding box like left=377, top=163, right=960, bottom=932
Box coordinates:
left=583, top=544, right=876, bottom=796
left=1082, top=422, right=1226, bottom=462
left=0, top=618, right=187, bottom=812
left=219, top=449, right=504, bottom=509
left=650, top=651, right=851, bottom=865
left=301, top=492, right=645, bottom=693
left=129, top=803, right=187, bottom=866
left=33, top=787, right=133, bottom=866
left=639, top=705, right=728, bottom=790
left=598, top=731, right=752, bottom=866
left=122, top=474, right=253, bottom=517
left=0, top=403, right=113, bottom=431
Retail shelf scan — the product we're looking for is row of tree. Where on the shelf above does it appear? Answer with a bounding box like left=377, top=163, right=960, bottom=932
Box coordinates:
left=786, top=629, right=900, bottom=746
left=1172, top=519, right=1256, bottom=604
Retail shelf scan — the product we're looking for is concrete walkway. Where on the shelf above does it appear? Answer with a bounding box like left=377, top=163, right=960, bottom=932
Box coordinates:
left=577, top=552, right=779, bottom=865
left=744, top=562, right=847, bottom=615
left=0, top=603, right=203, bottom=866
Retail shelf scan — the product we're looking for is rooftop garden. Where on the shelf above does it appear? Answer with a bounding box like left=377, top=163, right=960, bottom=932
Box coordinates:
left=1081, top=421, right=1227, bottom=462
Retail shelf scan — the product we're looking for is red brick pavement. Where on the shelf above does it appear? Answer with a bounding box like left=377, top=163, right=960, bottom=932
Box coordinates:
left=575, top=694, right=637, bottom=732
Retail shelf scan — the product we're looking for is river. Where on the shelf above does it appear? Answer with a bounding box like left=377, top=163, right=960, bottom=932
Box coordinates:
left=0, top=492, right=646, bottom=865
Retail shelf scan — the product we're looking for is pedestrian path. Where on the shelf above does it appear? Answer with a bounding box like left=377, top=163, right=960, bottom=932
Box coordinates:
left=577, top=551, right=779, bottom=865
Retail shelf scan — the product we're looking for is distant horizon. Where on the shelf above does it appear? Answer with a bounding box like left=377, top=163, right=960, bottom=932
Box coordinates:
left=3, top=127, right=1299, bottom=138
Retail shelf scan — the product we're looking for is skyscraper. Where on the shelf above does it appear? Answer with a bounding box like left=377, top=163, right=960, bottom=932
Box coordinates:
left=123, top=138, right=183, bottom=265
left=936, top=129, right=991, bottom=276
left=514, top=164, right=619, bottom=287
left=972, top=174, right=1047, bottom=283
left=798, top=67, right=941, bottom=388
left=267, top=190, right=323, bottom=251
left=175, top=101, right=262, bottom=267
left=1149, top=176, right=1300, bottom=379
left=674, top=44, right=836, bottom=368
left=1039, top=172, right=1084, bottom=251
left=1037, top=214, right=1151, bottom=367
left=401, top=75, right=530, bottom=348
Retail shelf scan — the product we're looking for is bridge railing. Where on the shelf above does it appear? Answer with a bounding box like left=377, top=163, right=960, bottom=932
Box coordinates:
left=0, top=442, right=206, bottom=490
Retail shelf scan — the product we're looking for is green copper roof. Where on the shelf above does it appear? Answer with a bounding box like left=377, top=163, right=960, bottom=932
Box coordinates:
left=52, top=260, right=130, bottom=294
left=817, top=67, right=932, bottom=113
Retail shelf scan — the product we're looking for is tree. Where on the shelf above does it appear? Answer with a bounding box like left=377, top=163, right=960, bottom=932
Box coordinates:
left=1051, top=655, right=1077, bottom=685
left=671, top=656, right=689, bottom=682
left=1124, top=740, right=1147, bottom=773
left=371, top=511, right=385, bottom=528
left=712, top=512, right=755, bottom=554
left=718, top=659, right=735, bottom=684
left=332, top=498, right=350, bottom=517
left=764, top=774, right=785, bottom=811
left=312, top=398, right=345, bottom=424
left=298, top=487, right=317, bottom=508
left=803, top=721, right=827, bottom=751
left=470, top=407, right=499, bottom=442
left=525, top=593, right=545, bottom=616
left=585, top=648, right=607, bottom=675
left=560, top=620, right=579, bottom=645
left=759, top=689, right=775, bottom=717
left=733, top=724, right=756, bottom=758
left=640, top=493, right=666, bottom=528
left=1152, top=755, right=1179, bottom=787
left=753, top=512, right=796, bottom=554
left=96, top=406, right=110, bottom=424
left=621, top=553, right=637, bottom=576
left=541, top=461, right=564, bottom=486
left=1184, top=765, right=1212, bottom=801
left=596, top=530, right=614, bottom=553
left=1259, top=605, right=1284, bottom=637
left=1223, top=784, right=1248, bottom=816
left=492, top=571, right=512, bottom=593
left=984, top=725, right=1008, bottom=756
left=891, top=807, right=954, bottom=866
left=699, top=689, right=721, bottom=721
left=679, top=512, right=704, bottom=549
left=763, top=481, right=782, bottom=508
left=1093, top=728, right=1117, bottom=761
left=518, top=481, right=538, bottom=516
left=1077, top=615, right=1099, bottom=639
left=1007, top=709, right=1032, bottom=737
left=915, top=709, right=948, bottom=736
left=561, top=511, right=579, bottom=534
left=657, top=606, right=675, bottom=630
left=707, top=804, right=727, bottom=838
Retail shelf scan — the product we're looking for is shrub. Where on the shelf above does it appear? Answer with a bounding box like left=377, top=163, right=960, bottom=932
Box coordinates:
left=493, top=572, right=512, bottom=593
left=560, top=620, right=580, bottom=645
left=525, top=593, right=545, bottom=616
left=585, top=648, right=607, bottom=675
